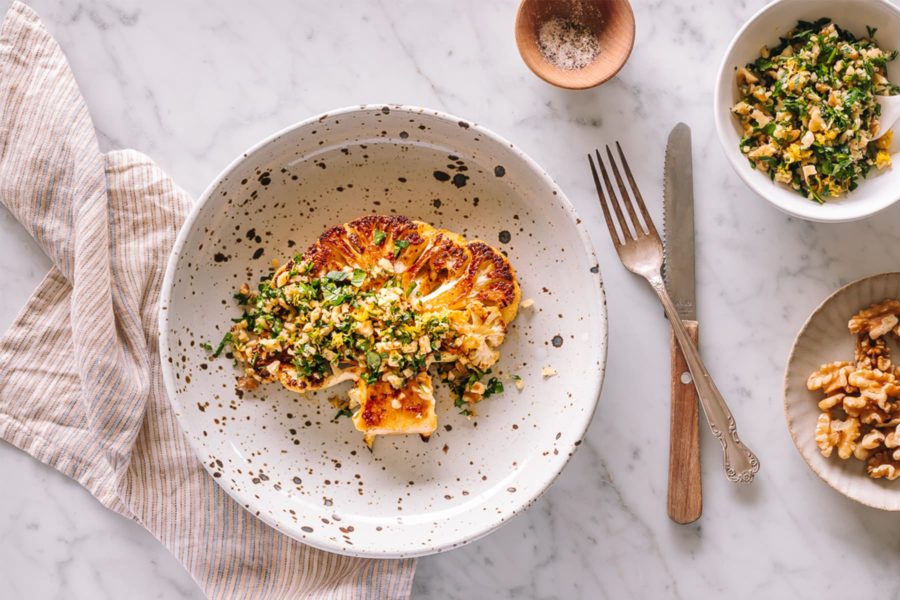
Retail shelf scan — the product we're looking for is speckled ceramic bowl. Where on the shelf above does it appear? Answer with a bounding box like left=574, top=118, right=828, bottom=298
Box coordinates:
left=159, top=105, right=607, bottom=557
left=785, top=272, right=900, bottom=510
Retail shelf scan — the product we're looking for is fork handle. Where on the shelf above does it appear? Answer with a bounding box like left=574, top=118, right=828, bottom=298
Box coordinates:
left=651, top=277, right=760, bottom=483
left=668, top=321, right=702, bottom=523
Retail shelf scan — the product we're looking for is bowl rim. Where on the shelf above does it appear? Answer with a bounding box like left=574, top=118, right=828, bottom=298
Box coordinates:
left=713, top=0, right=900, bottom=223
left=158, top=103, right=609, bottom=557
left=783, top=271, right=900, bottom=510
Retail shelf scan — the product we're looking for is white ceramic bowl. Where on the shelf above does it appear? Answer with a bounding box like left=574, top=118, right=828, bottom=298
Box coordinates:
left=159, top=105, right=607, bottom=557
left=714, top=0, right=900, bottom=222
left=785, top=272, right=900, bottom=510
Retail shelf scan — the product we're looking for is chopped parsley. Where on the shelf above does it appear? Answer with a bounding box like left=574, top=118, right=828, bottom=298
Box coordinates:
left=484, top=377, right=504, bottom=398
left=332, top=407, right=353, bottom=421
left=325, top=270, right=350, bottom=283
left=351, top=268, right=366, bottom=287
left=366, top=350, right=382, bottom=372
left=212, top=332, right=232, bottom=358
left=393, top=239, right=410, bottom=258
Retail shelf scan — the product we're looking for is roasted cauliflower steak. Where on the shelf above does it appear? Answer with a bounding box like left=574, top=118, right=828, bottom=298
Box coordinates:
left=226, top=215, right=520, bottom=447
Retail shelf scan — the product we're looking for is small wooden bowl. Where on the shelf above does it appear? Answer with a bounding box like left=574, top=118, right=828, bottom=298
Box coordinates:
left=515, top=0, right=635, bottom=90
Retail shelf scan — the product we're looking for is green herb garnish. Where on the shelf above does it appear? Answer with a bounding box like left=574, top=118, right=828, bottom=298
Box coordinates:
left=393, top=239, right=410, bottom=258
left=351, top=268, right=366, bottom=287
left=484, top=377, right=504, bottom=398
left=366, top=351, right=382, bottom=371
left=332, top=407, right=353, bottom=421
left=325, top=270, right=350, bottom=283
left=212, top=332, right=232, bottom=358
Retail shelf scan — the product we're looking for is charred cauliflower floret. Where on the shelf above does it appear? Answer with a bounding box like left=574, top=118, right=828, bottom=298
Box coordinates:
left=220, top=215, right=520, bottom=447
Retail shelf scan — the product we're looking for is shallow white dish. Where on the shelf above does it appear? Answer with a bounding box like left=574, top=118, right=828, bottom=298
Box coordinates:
left=159, top=105, right=607, bottom=557
left=784, top=272, right=900, bottom=510
left=714, top=0, right=900, bottom=223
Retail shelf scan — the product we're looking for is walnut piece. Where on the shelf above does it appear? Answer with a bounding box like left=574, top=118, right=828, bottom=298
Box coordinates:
left=848, top=369, right=900, bottom=411
left=236, top=375, right=259, bottom=391
left=867, top=451, right=900, bottom=480
left=833, top=418, right=860, bottom=459
left=855, top=429, right=885, bottom=461
left=855, top=335, right=892, bottom=371
left=836, top=379, right=900, bottom=427
left=817, top=392, right=845, bottom=411
left=848, top=299, right=900, bottom=339
left=807, top=299, right=900, bottom=481
left=807, top=361, right=853, bottom=395
left=841, top=393, right=872, bottom=417
left=815, top=413, right=860, bottom=459
left=860, top=405, right=900, bottom=428
left=884, top=424, right=900, bottom=461
left=815, top=413, right=839, bottom=458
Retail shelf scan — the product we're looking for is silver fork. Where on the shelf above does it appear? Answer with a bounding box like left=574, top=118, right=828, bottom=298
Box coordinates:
left=589, top=143, right=759, bottom=483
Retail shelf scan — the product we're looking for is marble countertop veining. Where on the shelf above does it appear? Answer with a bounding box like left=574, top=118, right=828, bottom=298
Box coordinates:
left=3, top=0, right=900, bottom=598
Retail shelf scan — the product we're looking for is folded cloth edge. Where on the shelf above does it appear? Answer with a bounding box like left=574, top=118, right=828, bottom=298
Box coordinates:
left=0, top=3, right=416, bottom=598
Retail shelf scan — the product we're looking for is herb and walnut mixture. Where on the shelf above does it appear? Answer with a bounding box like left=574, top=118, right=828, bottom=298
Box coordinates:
left=732, top=19, right=899, bottom=202
left=209, top=215, right=521, bottom=447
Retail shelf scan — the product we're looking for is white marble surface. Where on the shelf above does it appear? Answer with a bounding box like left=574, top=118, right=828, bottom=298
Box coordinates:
left=2, top=0, right=900, bottom=598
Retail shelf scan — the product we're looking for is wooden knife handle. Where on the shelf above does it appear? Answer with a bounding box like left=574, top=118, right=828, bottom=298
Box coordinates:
left=667, top=320, right=702, bottom=524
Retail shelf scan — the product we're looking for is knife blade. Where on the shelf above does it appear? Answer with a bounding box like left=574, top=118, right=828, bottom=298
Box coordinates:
left=662, top=122, right=701, bottom=524
left=663, top=122, right=696, bottom=320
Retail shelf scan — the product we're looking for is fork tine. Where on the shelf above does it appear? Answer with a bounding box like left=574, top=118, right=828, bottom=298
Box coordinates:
left=587, top=152, right=621, bottom=247
left=615, top=141, right=658, bottom=238
left=605, top=145, right=646, bottom=237
left=594, top=149, right=634, bottom=243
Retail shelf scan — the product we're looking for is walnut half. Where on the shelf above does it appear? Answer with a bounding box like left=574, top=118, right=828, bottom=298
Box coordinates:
left=815, top=413, right=860, bottom=460
left=855, top=335, right=892, bottom=371
left=867, top=451, right=900, bottom=480
left=848, top=299, right=900, bottom=339
left=807, top=361, right=853, bottom=395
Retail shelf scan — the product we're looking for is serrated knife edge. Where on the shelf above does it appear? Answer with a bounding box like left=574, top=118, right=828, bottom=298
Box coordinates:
left=662, top=122, right=696, bottom=321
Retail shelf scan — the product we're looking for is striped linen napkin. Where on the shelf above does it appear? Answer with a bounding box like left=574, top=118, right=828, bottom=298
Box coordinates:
left=0, top=3, right=415, bottom=598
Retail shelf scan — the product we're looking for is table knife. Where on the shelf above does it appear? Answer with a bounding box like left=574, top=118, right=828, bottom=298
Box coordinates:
left=663, top=123, right=702, bottom=524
